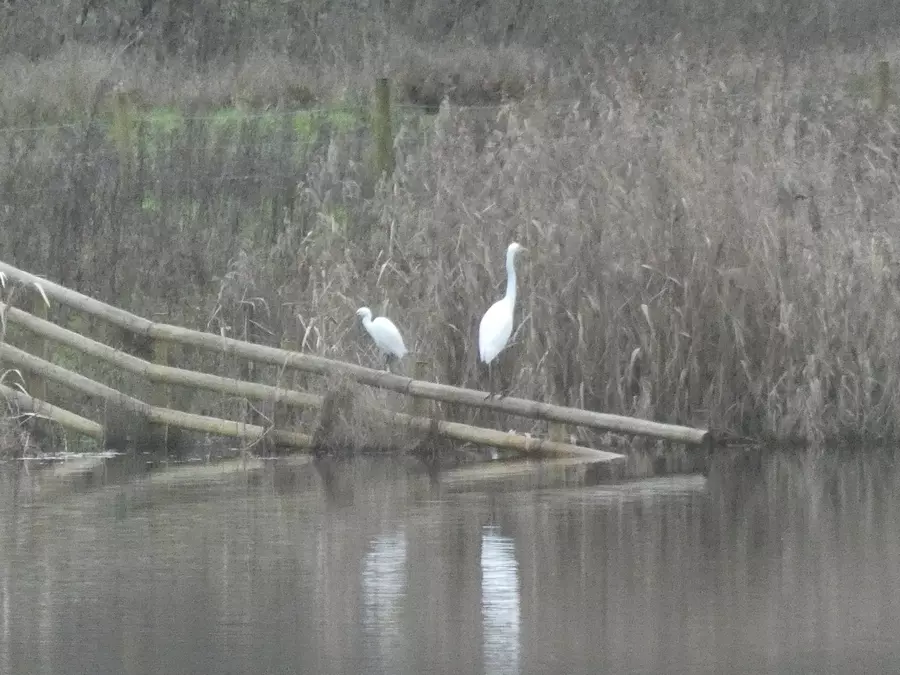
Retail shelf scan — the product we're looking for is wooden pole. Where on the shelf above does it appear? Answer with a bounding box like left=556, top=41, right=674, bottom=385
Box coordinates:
left=411, top=359, right=432, bottom=417
left=0, top=344, right=312, bottom=449
left=0, top=383, right=105, bottom=441
left=373, top=77, right=394, bottom=179
left=150, top=336, right=170, bottom=451
left=751, top=66, right=764, bottom=125
left=385, top=408, right=620, bottom=460
left=0, top=262, right=712, bottom=446
left=547, top=386, right=569, bottom=444
left=876, top=60, right=891, bottom=113
left=238, top=300, right=268, bottom=441
left=26, top=290, right=49, bottom=403
left=0, top=302, right=322, bottom=408
left=109, top=88, right=135, bottom=164
left=311, top=388, right=350, bottom=455
left=548, top=419, right=567, bottom=443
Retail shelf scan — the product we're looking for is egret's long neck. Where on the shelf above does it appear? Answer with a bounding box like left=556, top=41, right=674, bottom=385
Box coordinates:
left=504, top=249, right=517, bottom=305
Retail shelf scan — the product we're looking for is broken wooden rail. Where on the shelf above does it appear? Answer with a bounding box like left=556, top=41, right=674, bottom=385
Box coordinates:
left=0, top=260, right=710, bottom=455
left=0, top=339, right=620, bottom=460
left=0, top=382, right=105, bottom=441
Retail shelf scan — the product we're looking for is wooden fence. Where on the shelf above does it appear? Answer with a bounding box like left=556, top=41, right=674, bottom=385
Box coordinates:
left=0, top=260, right=713, bottom=462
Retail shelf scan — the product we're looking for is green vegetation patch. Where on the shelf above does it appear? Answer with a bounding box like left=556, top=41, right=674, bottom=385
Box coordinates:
left=144, top=106, right=184, bottom=134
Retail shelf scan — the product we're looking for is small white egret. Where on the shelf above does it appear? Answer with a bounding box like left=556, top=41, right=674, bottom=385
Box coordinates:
left=478, top=242, right=526, bottom=399
left=356, top=306, right=408, bottom=371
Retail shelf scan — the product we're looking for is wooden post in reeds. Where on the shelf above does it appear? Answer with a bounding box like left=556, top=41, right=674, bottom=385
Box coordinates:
left=110, top=88, right=135, bottom=164
left=26, top=290, right=49, bottom=403
left=373, top=78, right=394, bottom=179
left=411, top=360, right=431, bottom=417
left=548, top=418, right=567, bottom=444
left=150, top=336, right=170, bottom=451
left=876, top=61, right=891, bottom=113
left=873, top=60, right=898, bottom=169
left=239, top=301, right=255, bottom=418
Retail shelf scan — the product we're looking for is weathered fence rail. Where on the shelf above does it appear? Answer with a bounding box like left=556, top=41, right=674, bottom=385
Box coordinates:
left=0, top=259, right=711, bottom=459
left=0, top=337, right=617, bottom=460
left=0, top=382, right=104, bottom=440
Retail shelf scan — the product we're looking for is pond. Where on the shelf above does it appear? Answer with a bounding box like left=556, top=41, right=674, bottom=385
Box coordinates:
left=0, top=448, right=898, bottom=674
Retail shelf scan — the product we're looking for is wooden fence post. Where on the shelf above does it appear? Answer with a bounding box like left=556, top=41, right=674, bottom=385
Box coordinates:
left=239, top=300, right=255, bottom=420
left=876, top=60, right=891, bottom=113
left=373, top=78, right=394, bottom=179
left=548, top=390, right=567, bottom=444
left=110, top=88, right=135, bottom=164
left=751, top=66, right=764, bottom=125
left=26, top=291, right=49, bottom=403
left=548, top=420, right=568, bottom=444
left=238, top=300, right=271, bottom=452
left=411, top=359, right=431, bottom=417
left=150, top=336, right=170, bottom=451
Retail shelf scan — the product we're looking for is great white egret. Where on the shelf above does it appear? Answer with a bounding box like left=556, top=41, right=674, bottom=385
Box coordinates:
left=356, top=306, right=408, bottom=371
left=478, top=242, right=526, bottom=399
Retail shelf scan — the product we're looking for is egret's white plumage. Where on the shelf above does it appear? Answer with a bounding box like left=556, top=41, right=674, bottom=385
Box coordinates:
left=478, top=242, right=526, bottom=365
left=356, top=307, right=408, bottom=364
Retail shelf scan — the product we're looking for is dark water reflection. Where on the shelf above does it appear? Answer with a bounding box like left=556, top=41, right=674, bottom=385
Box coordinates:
left=0, top=449, right=899, bottom=675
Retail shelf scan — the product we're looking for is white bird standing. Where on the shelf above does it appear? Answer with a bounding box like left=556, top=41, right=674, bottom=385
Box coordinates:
left=478, top=242, right=526, bottom=399
left=356, top=306, right=408, bottom=371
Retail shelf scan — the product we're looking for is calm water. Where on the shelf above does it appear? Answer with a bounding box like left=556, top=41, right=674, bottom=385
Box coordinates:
left=0, top=449, right=899, bottom=675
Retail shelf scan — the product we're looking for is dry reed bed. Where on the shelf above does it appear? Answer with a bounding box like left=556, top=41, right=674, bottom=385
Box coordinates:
left=2, top=45, right=900, bottom=449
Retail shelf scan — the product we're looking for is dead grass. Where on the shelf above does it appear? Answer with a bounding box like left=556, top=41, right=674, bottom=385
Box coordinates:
left=0, top=45, right=339, bottom=126
left=0, top=37, right=547, bottom=127
left=0, top=371, right=32, bottom=458
left=3, top=38, right=900, bottom=450
left=393, top=43, right=545, bottom=109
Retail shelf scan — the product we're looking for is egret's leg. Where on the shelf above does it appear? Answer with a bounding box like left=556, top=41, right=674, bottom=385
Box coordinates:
left=497, top=354, right=512, bottom=400
left=484, top=362, right=496, bottom=401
